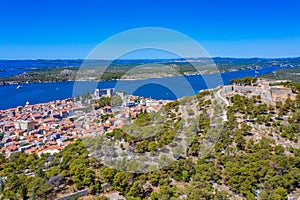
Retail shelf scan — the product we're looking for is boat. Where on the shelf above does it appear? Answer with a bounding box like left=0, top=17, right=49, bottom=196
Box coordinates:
left=16, top=85, right=23, bottom=89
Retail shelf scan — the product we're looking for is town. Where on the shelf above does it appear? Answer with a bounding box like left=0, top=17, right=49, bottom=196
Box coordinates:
left=0, top=88, right=170, bottom=158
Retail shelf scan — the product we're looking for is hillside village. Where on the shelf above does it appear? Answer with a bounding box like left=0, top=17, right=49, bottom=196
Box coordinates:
left=0, top=88, right=169, bottom=158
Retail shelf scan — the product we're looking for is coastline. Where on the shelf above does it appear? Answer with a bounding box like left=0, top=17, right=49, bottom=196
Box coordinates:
left=0, top=65, right=290, bottom=110
left=0, top=65, right=284, bottom=86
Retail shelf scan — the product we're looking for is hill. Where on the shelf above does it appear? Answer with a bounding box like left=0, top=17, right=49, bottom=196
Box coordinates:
left=262, top=66, right=300, bottom=83
left=0, top=82, right=299, bottom=200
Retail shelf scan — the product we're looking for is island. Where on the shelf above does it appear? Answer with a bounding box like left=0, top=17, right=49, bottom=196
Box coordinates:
left=0, top=57, right=299, bottom=85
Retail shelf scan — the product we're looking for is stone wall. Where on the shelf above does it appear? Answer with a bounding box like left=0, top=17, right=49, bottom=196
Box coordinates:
left=270, top=86, right=295, bottom=101
left=56, top=189, right=88, bottom=200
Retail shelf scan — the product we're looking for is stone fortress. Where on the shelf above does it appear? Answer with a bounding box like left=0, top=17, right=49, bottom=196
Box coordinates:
left=221, top=79, right=296, bottom=105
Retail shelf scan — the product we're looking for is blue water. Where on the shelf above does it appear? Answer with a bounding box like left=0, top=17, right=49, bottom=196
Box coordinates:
left=0, top=65, right=285, bottom=109
left=0, top=60, right=83, bottom=78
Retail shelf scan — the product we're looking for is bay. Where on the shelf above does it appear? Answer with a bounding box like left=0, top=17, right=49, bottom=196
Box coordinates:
left=0, top=65, right=285, bottom=110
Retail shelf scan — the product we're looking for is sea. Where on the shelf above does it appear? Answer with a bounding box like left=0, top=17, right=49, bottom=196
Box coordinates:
left=0, top=62, right=285, bottom=110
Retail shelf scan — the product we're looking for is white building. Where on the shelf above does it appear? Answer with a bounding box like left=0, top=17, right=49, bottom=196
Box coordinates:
left=14, top=120, right=35, bottom=132
left=94, top=88, right=115, bottom=98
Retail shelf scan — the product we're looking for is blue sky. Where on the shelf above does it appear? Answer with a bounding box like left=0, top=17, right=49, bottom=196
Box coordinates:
left=0, top=0, right=300, bottom=59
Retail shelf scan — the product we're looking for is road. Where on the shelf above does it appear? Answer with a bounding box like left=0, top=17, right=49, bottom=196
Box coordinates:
left=216, top=88, right=230, bottom=107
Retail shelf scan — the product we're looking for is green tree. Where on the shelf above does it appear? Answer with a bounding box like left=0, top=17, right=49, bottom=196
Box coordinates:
left=273, top=187, right=288, bottom=200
